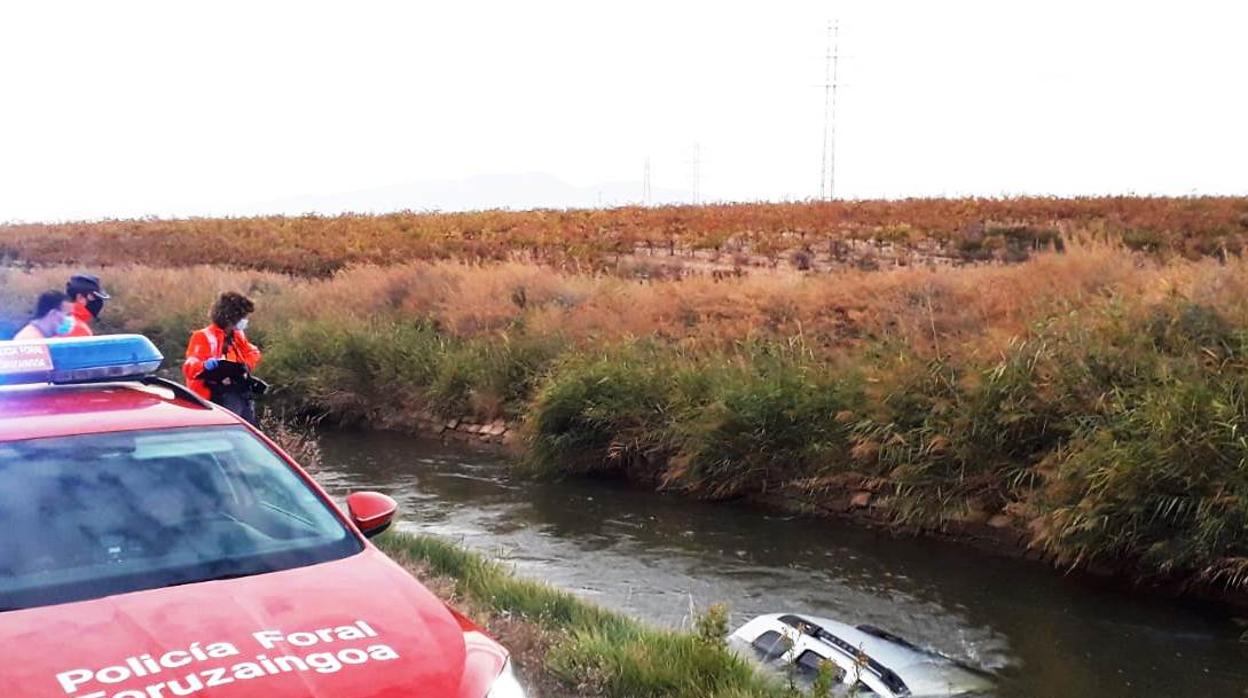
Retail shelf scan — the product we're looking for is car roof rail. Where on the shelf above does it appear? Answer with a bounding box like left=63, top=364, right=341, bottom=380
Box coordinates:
left=856, top=624, right=922, bottom=651
left=778, top=614, right=911, bottom=696
left=140, top=376, right=215, bottom=410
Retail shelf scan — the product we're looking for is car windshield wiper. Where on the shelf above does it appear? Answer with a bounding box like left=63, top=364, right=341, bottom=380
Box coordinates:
left=260, top=501, right=315, bottom=528
left=161, top=570, right=258, bottom=589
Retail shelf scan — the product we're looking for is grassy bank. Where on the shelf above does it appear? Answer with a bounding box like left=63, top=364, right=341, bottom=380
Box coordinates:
left=521, top=307, right=1248, bottom=591
left=374, top=531, right=788, bottom=697
left=2, top=234, right=1247, bottom=596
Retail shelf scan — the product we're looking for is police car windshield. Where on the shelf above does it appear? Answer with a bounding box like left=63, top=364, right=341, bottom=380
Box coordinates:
left=0, top=426, right=361, bottom=611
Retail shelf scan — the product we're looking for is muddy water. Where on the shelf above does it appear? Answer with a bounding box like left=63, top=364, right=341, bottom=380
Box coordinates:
left=316, top=432, right=1247, bottom=698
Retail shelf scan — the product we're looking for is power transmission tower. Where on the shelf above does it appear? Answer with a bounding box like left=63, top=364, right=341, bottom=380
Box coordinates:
left=819, top=19, right=841, bottom=200
left=692, top=142, right=701, bottom=205
left=643, top=157, right=652, bottom=205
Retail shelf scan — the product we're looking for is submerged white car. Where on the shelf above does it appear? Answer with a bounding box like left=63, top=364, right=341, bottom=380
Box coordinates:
left=729, top=614, right=994, bottom=697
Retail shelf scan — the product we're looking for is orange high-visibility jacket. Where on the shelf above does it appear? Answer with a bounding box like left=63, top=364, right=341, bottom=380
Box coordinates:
left=182, top=324, right=262, bottom=400
left=64, top=303, right=94, bottom=337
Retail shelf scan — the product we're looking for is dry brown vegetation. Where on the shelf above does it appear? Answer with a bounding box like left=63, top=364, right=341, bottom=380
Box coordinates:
left=2, top=196, right=1245, bottom=277
left=6, top=240, right=1240, bottom=364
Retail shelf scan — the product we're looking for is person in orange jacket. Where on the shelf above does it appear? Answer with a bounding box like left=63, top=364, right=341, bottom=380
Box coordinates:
left=63, top=274, right=110, bottom=337
left=183, top=291, right=263, bottom=424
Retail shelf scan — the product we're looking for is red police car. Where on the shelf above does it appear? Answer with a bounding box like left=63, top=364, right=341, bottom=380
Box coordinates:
left=0, top=335, right=526, bottom=698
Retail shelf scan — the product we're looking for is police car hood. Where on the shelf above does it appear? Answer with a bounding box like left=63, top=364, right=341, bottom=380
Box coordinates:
left=0, top=548, right=505, bottom=698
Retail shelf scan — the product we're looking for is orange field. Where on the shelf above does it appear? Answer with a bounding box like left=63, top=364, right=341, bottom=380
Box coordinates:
left=2, top=196, right=1245, bottom=276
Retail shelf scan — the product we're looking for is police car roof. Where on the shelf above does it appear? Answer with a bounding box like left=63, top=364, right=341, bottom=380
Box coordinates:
left=0, top=381, right=241, bottom=442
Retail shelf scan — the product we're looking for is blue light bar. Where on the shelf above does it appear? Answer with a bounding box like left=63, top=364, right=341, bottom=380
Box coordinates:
left=0, top=335, right=163, bottom=386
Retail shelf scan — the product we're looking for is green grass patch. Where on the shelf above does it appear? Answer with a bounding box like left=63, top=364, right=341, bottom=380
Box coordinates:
left=375, top=531, right=789, bottom=698
left=258, top=319, right=563, bottom=425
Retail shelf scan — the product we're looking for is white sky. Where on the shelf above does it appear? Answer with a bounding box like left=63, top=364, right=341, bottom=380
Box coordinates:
left=0, top=1, right=1244, bottom=222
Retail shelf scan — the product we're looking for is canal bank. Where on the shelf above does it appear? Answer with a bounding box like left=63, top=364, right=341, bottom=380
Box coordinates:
left=8, top=254, right=1246, bottom=609
left=316, top=431, right=1248, bottom=698
left=392, top=409, right=1248, bottom=613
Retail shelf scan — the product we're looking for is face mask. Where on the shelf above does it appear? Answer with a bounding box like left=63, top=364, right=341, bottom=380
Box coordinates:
left=235, top=318, right=250, bottom=332
left=86, top=297, right=105, bottom=319
left=56, top=314, right=74, bottom=335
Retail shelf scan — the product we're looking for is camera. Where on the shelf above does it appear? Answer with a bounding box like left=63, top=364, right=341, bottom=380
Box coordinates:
left=247, top=376, right=271, bottom=396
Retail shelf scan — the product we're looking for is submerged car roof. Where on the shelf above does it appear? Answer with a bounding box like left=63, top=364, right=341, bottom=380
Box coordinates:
left=732, top=613, right=994, bottom=697
left=0, top=380, right=240, bottom=442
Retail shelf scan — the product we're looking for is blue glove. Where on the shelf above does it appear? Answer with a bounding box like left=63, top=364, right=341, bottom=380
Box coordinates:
left=204, top=357, right=220, bottom=371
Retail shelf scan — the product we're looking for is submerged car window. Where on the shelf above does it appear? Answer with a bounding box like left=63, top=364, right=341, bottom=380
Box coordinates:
left=750, top=630, right=793, bottom=661
left=795, top=649, right=829, bottom=674
left=852, top=681, right=877, bottom=695
left=0, top=426, right=361, bottom=611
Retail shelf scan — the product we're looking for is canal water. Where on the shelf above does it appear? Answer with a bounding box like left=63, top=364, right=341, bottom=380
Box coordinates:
left=316, top=432, right=1247, bottom=698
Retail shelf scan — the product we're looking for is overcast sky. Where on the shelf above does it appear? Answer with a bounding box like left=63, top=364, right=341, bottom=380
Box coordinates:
left=0, top=1, right=1244, bottom=222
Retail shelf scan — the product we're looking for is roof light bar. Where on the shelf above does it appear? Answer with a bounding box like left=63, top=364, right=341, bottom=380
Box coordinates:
left=0, top=335, right=164, bottom=386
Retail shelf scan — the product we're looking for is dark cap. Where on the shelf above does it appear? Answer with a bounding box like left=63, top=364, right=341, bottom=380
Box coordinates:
left=67, top=274, right=110, bottom=299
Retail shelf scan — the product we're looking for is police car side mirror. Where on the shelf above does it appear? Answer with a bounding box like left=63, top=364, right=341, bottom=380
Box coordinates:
left=346, top=491, right=397, bottom=538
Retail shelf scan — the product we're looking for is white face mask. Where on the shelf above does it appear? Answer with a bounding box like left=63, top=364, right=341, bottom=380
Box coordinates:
left=235, top=318, right=250, bottom=332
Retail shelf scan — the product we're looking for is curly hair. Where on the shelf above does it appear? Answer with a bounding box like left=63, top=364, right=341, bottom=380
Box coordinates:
left=210, top=292, right=255, bottom=329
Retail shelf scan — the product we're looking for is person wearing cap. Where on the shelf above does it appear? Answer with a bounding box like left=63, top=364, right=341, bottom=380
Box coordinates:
left=64, top=274, right=110, bottom=337
left=13, top=291, right=75, bottom=340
